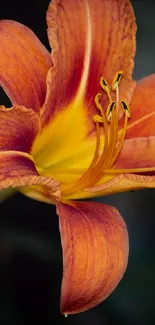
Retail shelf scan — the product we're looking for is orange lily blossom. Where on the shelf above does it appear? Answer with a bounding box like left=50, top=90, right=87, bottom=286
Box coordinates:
left=0, top=0, right=155, bottom=315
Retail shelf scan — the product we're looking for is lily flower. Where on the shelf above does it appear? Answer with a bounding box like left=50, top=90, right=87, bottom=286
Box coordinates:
left=0, top=0, right=155, bottom=315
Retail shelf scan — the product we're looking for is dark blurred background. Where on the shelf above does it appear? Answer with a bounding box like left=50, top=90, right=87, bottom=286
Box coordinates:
left=0, top=0, right=155, bottom=324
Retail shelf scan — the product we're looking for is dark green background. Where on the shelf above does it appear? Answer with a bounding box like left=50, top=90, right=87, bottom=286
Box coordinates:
left=0, top=1, right=155, bottom=324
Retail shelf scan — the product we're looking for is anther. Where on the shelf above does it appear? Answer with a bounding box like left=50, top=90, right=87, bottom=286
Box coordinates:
left=112, top=71, right=123, bottom=90
left=93, top=115, right=103, bottom=123
left=99, top=76, right=110, bottom=92
left=106, top=101, right=116, bottom=121
left=95, top=93, right=101, bottom=102
left=94, top=93, right=103, bottom=113
left=121, top=100, right=130, bottom=118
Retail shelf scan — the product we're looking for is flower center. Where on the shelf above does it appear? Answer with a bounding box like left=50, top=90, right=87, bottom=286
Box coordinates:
left=62, top=71, right=130, bottom=196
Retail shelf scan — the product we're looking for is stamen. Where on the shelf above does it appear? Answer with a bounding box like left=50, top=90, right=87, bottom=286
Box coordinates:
left=93, top=115, right=103, bottom=123
left=115, top=84, right=119, bottom=117
left=94, top=93, right=109, bottom=156
left=112, top=71, right=123, bottom=90
left=62, top=71, right=132, bottom=197
left=99, top=76, right=110, bottom=92
left=94, top=93, right=103, bottom=112
left=112, top=72, right=122, bottom=127
left=83, top=71, right=127, bottom=184
left=121, top=100, right=131, bottom=118
left=106, top=101, right=116, bottom=121
left=104, top=104, right=117, bottom=168
left=109, top=108, right=129, bottom=168
left=99, top=76, right=112, bottom=103
left=89, top=120, right=101, bottom=167
left=94, top=93, right=109, bottom=165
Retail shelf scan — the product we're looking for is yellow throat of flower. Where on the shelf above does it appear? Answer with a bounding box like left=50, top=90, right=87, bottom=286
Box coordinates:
left=62, top=71, right=131, bottom=197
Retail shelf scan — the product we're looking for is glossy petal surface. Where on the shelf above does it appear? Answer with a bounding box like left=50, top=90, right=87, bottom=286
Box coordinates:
left=57, top=201, right=128, bottom=314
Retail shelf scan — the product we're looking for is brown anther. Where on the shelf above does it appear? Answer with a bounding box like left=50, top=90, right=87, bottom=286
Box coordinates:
left=94, top=93, right=103, bottom=113
left=121, top=100, right=130, bottom=118
left=112, top=71, right=123, bottom=90
left=99, top=76, right=110, bottom=92
left=106, top=101, right=116, bottom=121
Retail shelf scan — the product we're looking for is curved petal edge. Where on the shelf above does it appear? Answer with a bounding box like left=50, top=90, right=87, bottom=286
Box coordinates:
left=57, top=200, right=129, bottom=314
left=0, top=20, right=52, bottom=112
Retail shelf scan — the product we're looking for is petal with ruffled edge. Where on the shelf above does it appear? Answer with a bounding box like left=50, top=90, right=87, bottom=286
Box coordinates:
left=0, top=105, right=60, bottom=202
left=34, top=0, right=136, bottom=174
left=57, top=200, right=128, bottom=314
left=84, top=173, right=155, bottom=198
left=0, top=150, right=60, bottom=202
left=0, top=20, right=52, bottom=112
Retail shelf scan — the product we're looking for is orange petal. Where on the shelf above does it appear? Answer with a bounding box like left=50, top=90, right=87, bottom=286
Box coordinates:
left=85, top=173, right=155, bottom=197
left=0, top=105, right=39, bottom=153
left=0, top=20, right=52, bottom=112
left=125, top=74, right=155, bottom=138
left=42, top=0, right=136, bottom=126
left=0, top=150, right=60, bottom=199
left=0, top=105, right=61, bottom=202
left=115, top=74, right=155, bottom=170
left=115, top=137, right=155, bottom=170
left=56, top=200, right=128, bottom=314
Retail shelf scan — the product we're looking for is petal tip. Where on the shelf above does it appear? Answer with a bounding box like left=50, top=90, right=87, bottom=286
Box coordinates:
left=57, top=201, right=129, bottom=314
